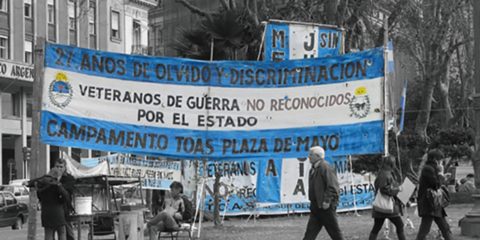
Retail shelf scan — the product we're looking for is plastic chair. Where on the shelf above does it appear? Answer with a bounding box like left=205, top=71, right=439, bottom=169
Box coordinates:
left=92, top=215, right=117, bottom=240
left=157, top=220, right=194, bottom=240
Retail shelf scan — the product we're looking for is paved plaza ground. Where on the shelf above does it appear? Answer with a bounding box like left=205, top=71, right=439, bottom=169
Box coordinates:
left=198, top=204, right=476, bottom=240
left=1, top=204, right=477, bottom=239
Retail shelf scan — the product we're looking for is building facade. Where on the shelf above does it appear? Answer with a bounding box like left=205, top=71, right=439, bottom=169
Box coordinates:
left=0, top=0, right=156, bottom=184
left=148, top=0, right=219, bottom=57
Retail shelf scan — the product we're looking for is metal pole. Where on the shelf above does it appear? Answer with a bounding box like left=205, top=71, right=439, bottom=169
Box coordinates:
left=257, top=22, right=267, bottom=61
left=383, top=18, right=389, bottom=157
left=348, top=155, right=360, bottom=216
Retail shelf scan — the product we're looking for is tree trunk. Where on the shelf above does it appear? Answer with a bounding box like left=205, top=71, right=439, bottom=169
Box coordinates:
left=457, top=44, right=467, bottom=127
left=473, top=0, right=480, bottom=193
left=437, top=68, right=454, bottom=127
left=473, top=147, right=480, bottom=190
left=374, top=0, right=409, bottom=46
left=324, top=0, right=339, bottom=24
left=414, top=75, right=436, bottom=140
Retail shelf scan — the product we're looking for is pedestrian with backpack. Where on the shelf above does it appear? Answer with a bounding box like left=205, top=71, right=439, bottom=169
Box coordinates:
left=415, top=149, right=452, bottom=240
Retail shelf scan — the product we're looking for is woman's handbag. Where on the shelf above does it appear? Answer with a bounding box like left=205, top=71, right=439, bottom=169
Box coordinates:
left=372, top=191, right=395, bottom=213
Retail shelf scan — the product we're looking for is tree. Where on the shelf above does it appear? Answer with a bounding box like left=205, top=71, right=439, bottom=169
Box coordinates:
left=176, top=0, right=412, bottom=53
left=396, top=0, right=472, bottom=141
left=175, top=8, right=261, bottom=60
left=473, top=0, right=480, bottom=192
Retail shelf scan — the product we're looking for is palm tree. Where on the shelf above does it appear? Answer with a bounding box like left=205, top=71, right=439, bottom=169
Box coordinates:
left=175, top=8, right=261, bottom=60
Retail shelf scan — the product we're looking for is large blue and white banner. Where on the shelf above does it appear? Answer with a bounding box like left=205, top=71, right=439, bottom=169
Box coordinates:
left=192, top=156, right=375, bottom=216
left=40, top=43, right=384, bottom=159
left=264, top=20, right=344, bottom=62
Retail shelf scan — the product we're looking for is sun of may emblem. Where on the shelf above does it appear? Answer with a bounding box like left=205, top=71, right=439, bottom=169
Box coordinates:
left=349, top=86, right=371, bottom=118
left=49, top=72, right=73, bottom=108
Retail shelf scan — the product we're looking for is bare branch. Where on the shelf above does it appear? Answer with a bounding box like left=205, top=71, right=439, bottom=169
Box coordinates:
left=219, top=0, right=230, bottom=10
left=444, top=37, right=472, bottom=63
left=175, top=0, right=213, bottom=22
left=229, top=0, right=237, bottom=10
left=245, top=0, right=260, bottom=26
left=375, top=0, right=409, bottom=46
left=404, top=43, right=426, bottom=77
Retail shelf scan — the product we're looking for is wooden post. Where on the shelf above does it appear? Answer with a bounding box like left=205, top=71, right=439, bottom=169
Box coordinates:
left=27, top=37, right=46, bottom=240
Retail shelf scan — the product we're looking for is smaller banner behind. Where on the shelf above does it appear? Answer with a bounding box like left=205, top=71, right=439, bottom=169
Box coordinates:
left=65, top=154, right=109, bottom=178
left=279, top=156, right=375, bottom=213
left=80, top=154, right=181, bottom=190
left=199, top=159, right=259, bottom=215
left=189, top=156, right=375, bottom=216
left=264, top=20, right=344, bottom=62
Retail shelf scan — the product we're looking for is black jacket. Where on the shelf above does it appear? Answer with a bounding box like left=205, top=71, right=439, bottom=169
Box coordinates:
left=60, top=172, right=75, bottom=214
left=372, top=169, right=403, bottom=218
left=417, top=163, right=447, bottom=217
left=308, top=160, right=340, bottom=212
left=36, top=175, right=68, bottom=227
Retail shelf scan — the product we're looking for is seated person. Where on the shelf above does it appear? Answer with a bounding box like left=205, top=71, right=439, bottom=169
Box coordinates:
left=458, top=174, right=476, bottom=193
left=147, top=181, right=185, bottom=240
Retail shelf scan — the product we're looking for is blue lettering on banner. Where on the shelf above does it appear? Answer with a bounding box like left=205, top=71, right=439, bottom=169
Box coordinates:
left=45, top=43, right=383, bottom=88
left=256, top=158, right=282, bottom=203
left=41, top=111, right=384, bottom=159
left=265, top=22, right=289, bottom=62
left=264, top=22, right=343, bottom=61
left=41, top=43, right=385, bottom=160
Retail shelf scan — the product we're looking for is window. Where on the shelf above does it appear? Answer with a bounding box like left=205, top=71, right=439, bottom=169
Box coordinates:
left=48, top=0, right=55, bottom=24
left=0, top=0, right=7, bottom=12
left=26, top=92, right=32, bottom=118
left=111, top=10, right=120, bottom=40
left=88, top=0, right=96, bottom=35
left=4, top=192, right=16, bottom=205
left=24, top=0, right=31, bottom=18
left=68, top=0, right=75, bottom=30
left=0, top=36, right=8, bottom=59
left=133, top=20, right=141, bottom=46
left=24, top=40, right=32, bottom=64
left=155, top=28, right=162, bottom=47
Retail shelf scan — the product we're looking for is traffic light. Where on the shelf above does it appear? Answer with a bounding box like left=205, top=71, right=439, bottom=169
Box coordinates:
left=22, top=147, right=31, bottom=162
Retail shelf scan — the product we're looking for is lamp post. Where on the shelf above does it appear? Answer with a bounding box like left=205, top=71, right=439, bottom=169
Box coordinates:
left=460, top=1, right=480, bottom=237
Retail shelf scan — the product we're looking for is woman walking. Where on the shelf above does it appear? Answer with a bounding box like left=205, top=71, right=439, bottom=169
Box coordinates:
left=415, top=149, right=452, bottom=240
left=369, top=156, right=406, bottom=240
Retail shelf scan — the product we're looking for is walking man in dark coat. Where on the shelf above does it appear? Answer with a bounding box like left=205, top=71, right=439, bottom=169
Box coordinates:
left=54, top=158, right=76, bottom=240
left=302, top=146, right=345, bottom=240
